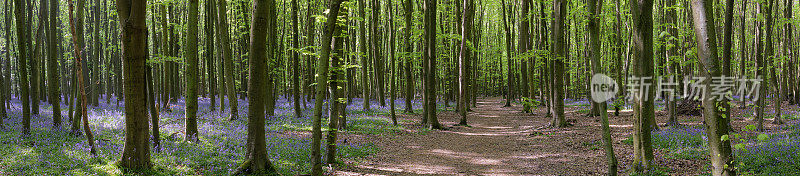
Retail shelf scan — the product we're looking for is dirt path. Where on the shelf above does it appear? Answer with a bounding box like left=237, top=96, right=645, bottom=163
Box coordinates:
left=337, top=98, right=619, bottom=176
left=336, top=97, right=789, bottom=175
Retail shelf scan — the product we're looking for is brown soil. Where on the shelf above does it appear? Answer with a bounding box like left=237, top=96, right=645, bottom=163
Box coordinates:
left=335, top=97, right=787, bottom=176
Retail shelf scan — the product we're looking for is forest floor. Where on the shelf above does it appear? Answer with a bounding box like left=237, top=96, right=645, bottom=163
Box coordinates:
left=336, top=97, right=798, bottom=176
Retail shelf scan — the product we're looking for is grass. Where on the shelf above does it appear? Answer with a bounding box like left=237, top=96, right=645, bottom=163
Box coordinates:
left=0, top=96, right=413, bottom=175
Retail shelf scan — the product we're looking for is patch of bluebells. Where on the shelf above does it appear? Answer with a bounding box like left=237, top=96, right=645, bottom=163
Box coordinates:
left=649, top=121, right=800, bottom=174
left=0, top=95, right=401, bottom=175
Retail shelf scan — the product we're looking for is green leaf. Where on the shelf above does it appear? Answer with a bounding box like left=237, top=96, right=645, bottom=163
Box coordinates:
left=720, top=135, right=729, bottom=142
left=745, top=125, right=756, bottom=132
left=734, top=143, right=746, bottom=151
left=757, top=134, right=769, bottom=141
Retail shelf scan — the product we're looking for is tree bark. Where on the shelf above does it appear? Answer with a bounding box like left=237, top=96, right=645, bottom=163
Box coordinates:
left=13, top=0, right=32, bottom=135
left=47, top=0, right=61, bottom=128
left=403, top=0, right=414, bottom=113
left=423, top=0, right=442, bottom=129
left=458, top=0, right=474, bottom=126
left=549, top=0, right=568, bottom=128
left=205, top=0, right=217, bottom=112
left=630, top=0, right=655, bottom=171
left=231, top=0, right=280, bottom=174
left=500, top=0, right=513, bottom=107
left=311, top=0, right=346, bottom=175
left=218, top=0, right=239, bottom=121
left=116, top=0, right=151, bottom=169
left=184, top=0, right=200, bottom=142
left=691, top=0, right=736, bottom=175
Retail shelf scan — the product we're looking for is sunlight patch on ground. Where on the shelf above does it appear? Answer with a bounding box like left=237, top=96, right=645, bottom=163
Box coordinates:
left=509, top=153, right=565, bottom=160
left=469, top=158, right=503, bottom=165
left=335, top=170, right=390, bottom=176
left=609, top=124, right=633, bottom=128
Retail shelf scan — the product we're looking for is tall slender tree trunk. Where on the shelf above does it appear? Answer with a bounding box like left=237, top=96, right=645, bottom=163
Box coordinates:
left=519, top=0, right=530, bottom=113
left=47, top=0, right=61, bottom=128
left=458, top=0, right=474, bottom=126
left=630, top=0, right=655, bottom=171
left=388, top=1, right=398, bottom=125
left=327, top=7, right=347, bottom=164
left=205, top=0, right=217, bottom=112
left=311, top=0, right=346, bottom=175
left=184, top=0, right=200, bottom=142
left=231, top=0, right=279, bottom=173
left=691, top=0, right=736, bottom=175
left=14, top=0, right=32, bottom=134
left=218, top=0, right=239, bottom=120
left=359, top=0, right=370, bottom=112
left=549, top=0, right=567, bottom=128
left=664, top=0, right=679, bottom=126
left=292, top=0, right=302, bottom=118
left=403, top=0, right=414, bottom=113
left=587, top=0, right=617, bottom=174
left=500, top=0, right=513, bottom=107
left=371, top=0, right=386, bottom=107
left=423, top=0, right=442, bottom=129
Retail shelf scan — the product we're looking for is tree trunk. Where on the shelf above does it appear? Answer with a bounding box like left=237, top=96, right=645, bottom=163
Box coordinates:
left=48, top=0, right=61, bottom=128
left=690, top=0, right=736, bottom=175
left=423, top=0, right=442, bottom=130
left=184, top=0, right=200, bottom=142
left=292, top=0, right=302, bottom=118
left=218, top=0, right=239, bottom=121
left=359, top=0, right=370, bottom=112
left=519, top=0, right=530, bottom=113
left=549, top=0, right=567, bottom=128
left=587, top=0, right=617, bottom=174
left=327, top=8, right=346, bottom=164
left=230, top=0, right=280, bottom=174
left=630, top=0, right=655, bottom=171
left=500, top=0, right=513, bottom=107
left=458, top=0, right=474, bottom=126
left=311, top=0, right=346, bottom=175
left=13, top=0, right=32, bottom=135
left=403, top=0, right=414, bottom=113
left=371, top=0, right=386, bottom=107
left=389, top=1, right=398, bottom=125
left=116, top=0, right=151, bottom=169
left=205, top=0, right=217, bottom=112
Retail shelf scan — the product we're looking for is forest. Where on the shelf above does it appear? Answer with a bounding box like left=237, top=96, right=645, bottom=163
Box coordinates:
left=0, top=0, right=798, bottom=175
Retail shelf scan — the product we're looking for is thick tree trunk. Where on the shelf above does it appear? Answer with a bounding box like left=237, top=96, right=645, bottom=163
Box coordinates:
left=116, top=0, right=151, bottom=169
